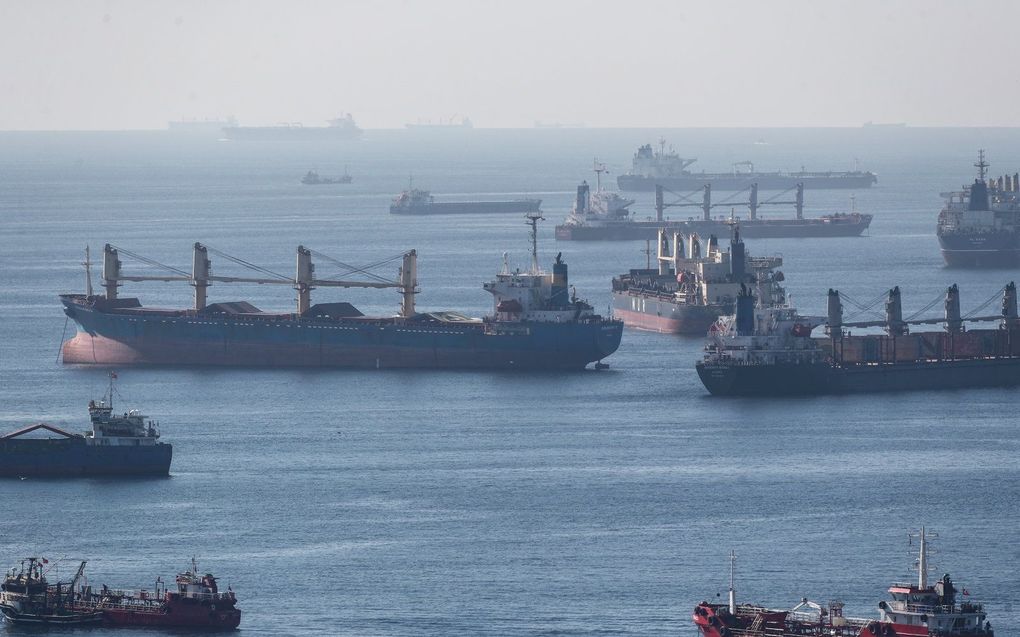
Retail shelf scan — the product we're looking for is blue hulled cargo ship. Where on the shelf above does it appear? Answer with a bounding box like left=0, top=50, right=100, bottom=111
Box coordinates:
left=60, top=217, right=622, bottom=370
left=0, top=374, right=172, bottom=477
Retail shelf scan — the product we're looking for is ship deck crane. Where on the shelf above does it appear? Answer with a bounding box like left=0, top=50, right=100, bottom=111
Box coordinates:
left=98, top=243, right=418, bottom=317
left=655, top=183, right=805, bottom=222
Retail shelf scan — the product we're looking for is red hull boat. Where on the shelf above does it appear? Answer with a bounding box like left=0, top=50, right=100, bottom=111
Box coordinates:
left=694, top=528, right=993, bottom=637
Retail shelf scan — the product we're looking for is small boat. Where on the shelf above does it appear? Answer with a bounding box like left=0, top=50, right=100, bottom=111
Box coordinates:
left=0, top=558, right=103, bottom=625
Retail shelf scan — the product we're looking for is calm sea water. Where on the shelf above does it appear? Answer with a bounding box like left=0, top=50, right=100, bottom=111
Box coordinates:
left=0, top=128, right=1018, bottom=636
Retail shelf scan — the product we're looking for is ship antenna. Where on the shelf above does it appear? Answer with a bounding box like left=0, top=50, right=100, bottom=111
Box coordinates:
left=917, top=526, right=928, bottom=588
left=107, top=371, right=116, bottom=410
left=728, top=550, right=737, bottom=613
left=975, top=150, right=989, bottom=181
left=526, top=212, right=544, bottom=274
left=83, top=245, right=94, bottom=297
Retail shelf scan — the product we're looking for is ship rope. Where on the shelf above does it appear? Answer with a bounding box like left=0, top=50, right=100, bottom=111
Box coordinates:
left=759, top=185, right=798, bottom=204
left=904, top=292, right=947, bottom=322
left=313, top=249, right=408, bottom=284
left=203, top=245, right=290, bottom=282
left=109, top=245, right=190, bottom=278
left=963, top=284, right=1008, bottom=320
left=712, top=186, right=751, bottom=206
left=839, top=290, right=887, bottom=322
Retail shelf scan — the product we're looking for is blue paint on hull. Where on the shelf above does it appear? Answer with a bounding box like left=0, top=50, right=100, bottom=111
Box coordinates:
left=0, top=438, right=172, bottom=477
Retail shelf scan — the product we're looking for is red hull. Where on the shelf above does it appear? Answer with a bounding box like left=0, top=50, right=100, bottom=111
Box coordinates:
left=613, top=308, right=716, bottom=335
left=102, top=604, right=240, bottom=629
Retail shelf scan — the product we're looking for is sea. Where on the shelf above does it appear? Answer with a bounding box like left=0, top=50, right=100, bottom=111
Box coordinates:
left=0, top=127, right=1018, bottom=636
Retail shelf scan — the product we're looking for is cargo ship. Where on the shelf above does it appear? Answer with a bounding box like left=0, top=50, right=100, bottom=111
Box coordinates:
left=696, top=280, right=1020, bottom=396
left=405, top=115, right=473, bottom=130
left=0, top=559, right=102, bottom=625
left=555, top=182, right=871, bottom=240
left=937, top=151, right=1020, bottom=267
left=616, top=140, right=877, bottom=191
left=0, top=373, right=171, bottom=477
left=611, top=227, right=784, bottom=334
left=694, top=528, right=993, bottom=637
left=1, top=558, right=241, bottom=629
left=222, top=114, right=362, bottom=141
left=60, top=219, right=622, bottom=370
left=389, top=188, right=541, bottom=215
left=302, top=168, right=352, bottom=185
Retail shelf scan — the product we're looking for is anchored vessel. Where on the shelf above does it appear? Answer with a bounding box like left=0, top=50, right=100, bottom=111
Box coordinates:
left=222, top=114, right=362, bottom=141
left=0, top=373, right=171, bottom=477
left=937, top=151, right=1020, bottom=267
left=611, top=228, right=784, bottom=334
left=389, top=188, right=541, bottom=215
left=616, top=140, right=877, bottom=191
left=694, top=528, right=993, bottom=637
left=697, top=280, right=1020, bottom=396
left=302, top=168, right=352, bottom=185
left=61, top=221, right=622, bottom=370
left=556, top=180, right=871, bottom=241
left=0, top=559, right=102, bottom=625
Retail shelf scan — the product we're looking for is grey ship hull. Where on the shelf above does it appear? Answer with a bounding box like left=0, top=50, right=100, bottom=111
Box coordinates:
left=390, top=199, right=542, bottom=215
left=938, top=232, right=1020, bottom=267
left=612, top=291, right=728, bottom=334
left=618, top=173, right=877, bottom=192
left=0, top=438, right=172, bottom=477
left=696, top=357, right=1020, bottom=396
left=556, top=216, right=871, bottom=241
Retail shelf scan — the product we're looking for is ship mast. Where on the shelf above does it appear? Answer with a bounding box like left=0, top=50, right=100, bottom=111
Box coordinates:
left=917, top=526, right=928, bottom=588
left=593, top=159, right=607, bottom=192
left=975, top=150, right=989, bottom=181
left=526, top=212, right=544, bottom=274
left=83, top=246, right=94, bottom=297
left=728, top=550, right=737, bottom=613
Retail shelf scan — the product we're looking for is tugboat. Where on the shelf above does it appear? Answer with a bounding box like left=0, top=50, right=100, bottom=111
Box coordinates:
left=0, top=373, right=172, bottom=477
left=0, top=558, right=103, bottom=625
left=301, top=167, right=352, bottom=185
left=611, top=227, right=784, bottom=334
left=693, top=528, right=994, bottom=637
left=69, top=558, right=241, bottom=629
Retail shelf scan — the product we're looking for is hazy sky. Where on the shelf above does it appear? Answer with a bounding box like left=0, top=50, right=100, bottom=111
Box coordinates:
left=2, top=0, right=1018, bottom=130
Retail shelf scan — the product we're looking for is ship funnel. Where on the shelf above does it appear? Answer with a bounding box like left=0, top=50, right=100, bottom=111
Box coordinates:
left=885, top=286, right=906, bottom=336
left=295, top=246, right=314, bottom=315
left=826, top=289, right=842, bottom=336
left=576, top=182, right=590, bottom=215
left=192, top=242, right=211, bottom=311
left=706, top=234, right=719, bottom=256
left=735, top=284, right=755, bottom=336
left=1003, top=281, right=1018, bottom=327
left=944, top=284, right=962, bottom=333
left=729, top=228, right=745, bottom=282
left=969, top=179, right=990, bottom=211
left=551, top=252, right=569, bottom=306
left=102, top=244, right=121, bottom=301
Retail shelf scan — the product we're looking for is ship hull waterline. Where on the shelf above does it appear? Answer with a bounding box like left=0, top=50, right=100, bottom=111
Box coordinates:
left=612, top=295, right=729, bottom=335
left=61, top=301, right=623, bottom=371
left=696, top=357, right=1020, bottom=396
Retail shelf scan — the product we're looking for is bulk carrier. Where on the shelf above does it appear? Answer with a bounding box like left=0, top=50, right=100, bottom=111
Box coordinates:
left=389, top=187, right=541, bottom=215
left=697, top=280, right=1020, bottom=396
left=60, top=219, right=622, bottom=370
left=694, top=528, right=993, bottom=637
left=222, top=114, right=362, bottom=141
left=617, top=140, right=877, bottom=191
left=555, top=181, right=871, bottom=241
left=611, top=228, right=784, bottom=334
left=936, top=151, right=1020, bottom=267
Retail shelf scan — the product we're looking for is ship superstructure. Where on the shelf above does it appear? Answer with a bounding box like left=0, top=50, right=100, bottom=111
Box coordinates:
left=617, top=139, right=877, bottom=191
left=611, top=227, right=784, bottom=334
left=0, top=373, right=172, bottom=477
left=556, top=162, right=636, bottom=230
left=693, top=528, right=993, bottom=637
left=60, top=223, right=621, bottom=370
left=697, top=279, right=1020, bottom=395
left=937, top=150, right=1020, bottom=267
